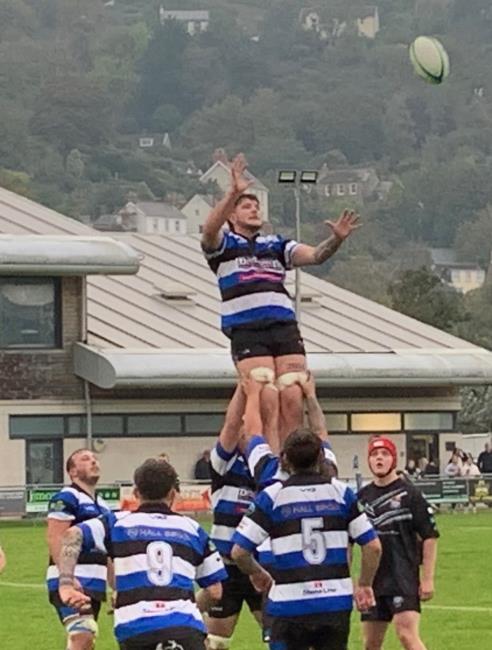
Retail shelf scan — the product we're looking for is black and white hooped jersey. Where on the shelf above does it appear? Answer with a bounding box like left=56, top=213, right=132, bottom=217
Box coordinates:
left=358, top=477, right=439, bottom=596
left=210, top=441, right=256, bottom=559
left=232, top=472, right=376, bottom=619
left=46, top=483, right=110, bottom=600
left=78, top=503, right=227, bottom=646
left=203, top=231, right=299, bottom=335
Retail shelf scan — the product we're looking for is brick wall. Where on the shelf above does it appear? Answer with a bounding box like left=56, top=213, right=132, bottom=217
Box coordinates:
left=0, top=277, right=84, bottom=400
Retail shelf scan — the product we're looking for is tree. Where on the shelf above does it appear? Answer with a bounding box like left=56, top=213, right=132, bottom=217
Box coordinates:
left=454, top=205, right=492, bottom=267
left=388, top=267, right=467, bottom=332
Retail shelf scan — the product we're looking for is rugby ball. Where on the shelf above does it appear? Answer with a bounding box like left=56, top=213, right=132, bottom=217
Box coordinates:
left=409, top=36, right=450, bottom=84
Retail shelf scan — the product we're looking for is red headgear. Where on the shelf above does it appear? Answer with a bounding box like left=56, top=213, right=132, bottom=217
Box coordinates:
left=368, top=436, right=397, bottom=472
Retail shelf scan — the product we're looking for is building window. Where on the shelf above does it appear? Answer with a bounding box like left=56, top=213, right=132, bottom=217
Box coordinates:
left=127, top=414, right=182, bottom=435
left=323, top=413, right=349, bottom=432
left=403, top=412, right=454, bottom=431
left=324, top=184, right=331, bottom=197
left=185, top=414, right=224, bottom=434
left=10, top=415, right=65, bottom=439
left=175, top=220, right=181, bottom=232
left=349, top=183, right=357, bottom=195
left=337, top=184, right=345, bottom=196
left=0, top=278, right=61, bottom=349
left=351, top=412, right=401, bottom=432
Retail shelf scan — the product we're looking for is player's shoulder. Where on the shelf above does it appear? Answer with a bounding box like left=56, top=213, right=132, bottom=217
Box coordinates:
left=49, top=485, right=80, bottom=505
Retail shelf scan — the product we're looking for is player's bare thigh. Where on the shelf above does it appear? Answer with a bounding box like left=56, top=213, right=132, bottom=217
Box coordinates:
left=393, top=610, right=426, bottom=650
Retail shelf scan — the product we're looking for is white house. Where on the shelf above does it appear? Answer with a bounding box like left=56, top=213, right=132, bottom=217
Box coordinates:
left=430, top=248, right=486, bottom=294
left=199, top=160, right=270, bottom=222
left=94, top=202, right=187, bottom=235
left=159, top=9, right=209, bottom=35
left=181, top=194, right=215, bottom=234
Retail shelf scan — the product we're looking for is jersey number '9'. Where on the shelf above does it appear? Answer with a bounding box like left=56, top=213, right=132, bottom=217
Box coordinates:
left=302, top=517, right=326, bottom=565
left=146, top=541, right=173, bottom=586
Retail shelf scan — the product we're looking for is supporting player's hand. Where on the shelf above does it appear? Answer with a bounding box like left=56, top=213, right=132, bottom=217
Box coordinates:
left=230, top=153, right=253, bottom=195
left=354, top=585, right=375, bottom=612
left=241, top=376, right=264, bottom=397
left=249, top=567, right=273, bottom=594
left=325, top=209, right=361, bottom=241
left=300, top=371, right=316, bottom=398
left=419, top=579, right=434, bottom=601
left=59, top=584, right=91, bottom=609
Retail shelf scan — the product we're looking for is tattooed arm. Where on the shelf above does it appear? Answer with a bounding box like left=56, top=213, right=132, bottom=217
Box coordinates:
left=58, top=527, right=91, bottom=609
left=291, top=209, right=360, bottom=267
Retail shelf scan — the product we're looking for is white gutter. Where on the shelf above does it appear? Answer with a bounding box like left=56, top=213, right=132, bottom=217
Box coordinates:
left=73, top=343, right=492, bottom=389
left=0, top=235, right=141, bottom=275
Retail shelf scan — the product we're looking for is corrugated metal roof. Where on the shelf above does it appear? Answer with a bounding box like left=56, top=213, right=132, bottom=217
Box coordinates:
left=0, top=186, right=481, bottom=353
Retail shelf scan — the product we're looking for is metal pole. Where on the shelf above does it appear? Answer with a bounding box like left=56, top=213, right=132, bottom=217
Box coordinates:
left=84, top=380, right=93, bottom=451
left=294, top=186, right=301, bottom=320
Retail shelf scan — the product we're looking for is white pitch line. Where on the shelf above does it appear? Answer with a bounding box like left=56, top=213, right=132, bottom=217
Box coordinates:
left=425, top=604, right=492, bottom=613
left=0, top=580, right=44, bottom=589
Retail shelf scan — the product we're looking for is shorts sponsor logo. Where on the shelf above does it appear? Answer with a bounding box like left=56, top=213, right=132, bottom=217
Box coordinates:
left=393, top=596, right=404, bottom=609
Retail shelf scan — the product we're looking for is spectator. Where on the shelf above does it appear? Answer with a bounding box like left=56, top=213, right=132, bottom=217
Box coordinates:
left=477, top=443, right=492, bottom=474
left=461, top=454, right=480, bottom=477
left=418, top=456, right=429, bottom=476
left=194, top=450, right=211, bottom=481
left=423, top=458, right=439, bottom=476
left=404, top=459, right=418, bottom=477
left=444, top=453, right=461, bottom=477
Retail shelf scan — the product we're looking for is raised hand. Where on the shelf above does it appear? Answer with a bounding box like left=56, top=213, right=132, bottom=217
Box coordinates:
left=230, top=153, right=253, bottom=194
left=325, top=209, right=361, bottom=241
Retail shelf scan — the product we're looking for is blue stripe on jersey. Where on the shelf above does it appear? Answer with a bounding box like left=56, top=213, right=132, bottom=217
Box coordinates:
left=197, top=568, right=227, bottom=588
left=267, top=595, right=353, bottom=617
left=215, top=442, right=236, bottom=462
left=116, top=572, right=193, bottom=593
left=274, top=548, right=349, bottom=570
left=112, top=526, right=204, bottom=555
left=231, top=531, right=257, bottom=553
left=222, top=305, right=295, bottom=330
left=270, top=499, right=347, bottom=522
left=115, top=612, right=205, bottom=642
left=355, top=528, right=377, bottom=546
left=213, top=499, right=251, bottom=515
left=48, top=577, right=106, bottom=593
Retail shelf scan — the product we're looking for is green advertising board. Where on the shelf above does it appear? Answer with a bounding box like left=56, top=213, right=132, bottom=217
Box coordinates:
left=26, top=485, right=121, bottom=514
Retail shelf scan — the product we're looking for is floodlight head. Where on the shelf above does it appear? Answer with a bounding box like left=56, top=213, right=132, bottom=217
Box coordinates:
left=300, top=171, right=318, bottom=184
left=278, top=170, right=297, bottom=184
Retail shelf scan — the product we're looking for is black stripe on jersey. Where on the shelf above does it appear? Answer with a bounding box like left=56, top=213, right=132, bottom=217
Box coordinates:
left=273, top=563, right=350, bottom=585
left=207, top=246, right=251, bottom=273
left=211, top=472, right=255, bottom=493
left=248, top=507, right=273, bottom=535
left=48, top=551, right=107, bottom=567
left=221, top=282, right=290, bottom=302
left=270, top=515, right=348, bottom=539
left=252, top=454, right=274, bottom=486
left=112, top=541, right=201, bottom=566
left=116, top=586, right=194, bottom=608
left=213, top=511, right=247, bottom=529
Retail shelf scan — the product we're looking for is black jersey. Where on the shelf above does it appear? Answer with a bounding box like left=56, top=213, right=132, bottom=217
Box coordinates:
left=358, top=478, right=439, bottom=596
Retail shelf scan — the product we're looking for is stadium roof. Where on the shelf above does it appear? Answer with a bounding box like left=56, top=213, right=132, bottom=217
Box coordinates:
left=1, top=186, right=492, bottom=388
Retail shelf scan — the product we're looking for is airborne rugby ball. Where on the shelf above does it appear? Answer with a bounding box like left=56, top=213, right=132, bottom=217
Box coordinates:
left=409, top=36, right=450, bottom=84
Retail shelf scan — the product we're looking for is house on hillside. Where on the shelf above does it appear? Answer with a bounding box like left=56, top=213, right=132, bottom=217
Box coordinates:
left=2, top=188, right=492, bottom=491
left=316, top=164, right=390, bottom=204
left=181, top=194, right=215, bottom=234
left=159, top=8, right=209, bottom=35
left=200, top=152, right=270, bottom=222
left=138, top=133, right=172, bottom=149
left=299, top=5, right=380, bottom=40
left=430, top=248, right=486, bottom=294
left=93, top=201, right=187, bottom=235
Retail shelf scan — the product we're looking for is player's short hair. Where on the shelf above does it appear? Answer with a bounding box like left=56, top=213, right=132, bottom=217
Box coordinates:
left=233, top=193, right=259, bottom=208
left=65, top=448, right=92, bottom=474
left=134, top=458, right=179, bottom=501
left=283, top=428, right=322, bottom=471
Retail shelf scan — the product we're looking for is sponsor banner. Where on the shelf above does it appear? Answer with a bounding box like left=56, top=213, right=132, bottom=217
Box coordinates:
left=26, top=485, right=121, bottom=513
left=0, top=489, right=26, bottom=516
left=417, top=478, right=469, bottom=503
left=468, top=478, right=492, bottom=504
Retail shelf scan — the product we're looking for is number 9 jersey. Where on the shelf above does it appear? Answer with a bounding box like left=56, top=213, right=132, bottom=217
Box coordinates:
left=77, top=503, right=227, bottom=647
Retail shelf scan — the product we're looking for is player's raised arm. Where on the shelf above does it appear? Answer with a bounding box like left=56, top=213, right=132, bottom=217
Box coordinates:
left=57, top=527, right=91, bottom=609
left=218, top=383, right=246, bottom=453
left=291, top=209, right=361, bottom=266
left=301, top=372, right=328, bottom=441
left=201, top=153, right=253, bottom=251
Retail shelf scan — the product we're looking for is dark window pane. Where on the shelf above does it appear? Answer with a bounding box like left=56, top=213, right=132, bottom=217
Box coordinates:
left=10, top=416, right=64, bottom=438
left=67, top=416, right=86, bottom=436
left=93, top=415, right=124, bottom=436
left=185, top=414, right=224, bottom=434
left=127, top=414, right=182, bottom=434
left=0, top=278, right=59, bottom=348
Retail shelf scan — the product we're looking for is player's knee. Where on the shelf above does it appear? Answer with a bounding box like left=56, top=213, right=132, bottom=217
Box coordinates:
left=207, top=634, right=232, bottom=650
left=395, top=626, right=417, bottom=649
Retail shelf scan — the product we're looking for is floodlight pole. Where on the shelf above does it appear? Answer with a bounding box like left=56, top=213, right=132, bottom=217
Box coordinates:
left=294, top=187, right=301, bottom=321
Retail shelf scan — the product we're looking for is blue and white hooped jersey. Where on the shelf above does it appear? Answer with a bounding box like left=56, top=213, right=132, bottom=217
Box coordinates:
left=232, top=473, right=377, bottom=618
left=78, top=504, right=227, bottom=645
left=46, top=484, right=110, bottom=600
left=210, top=441, right=256, bottom=559
left=203, top=231, right=299, bottom=334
